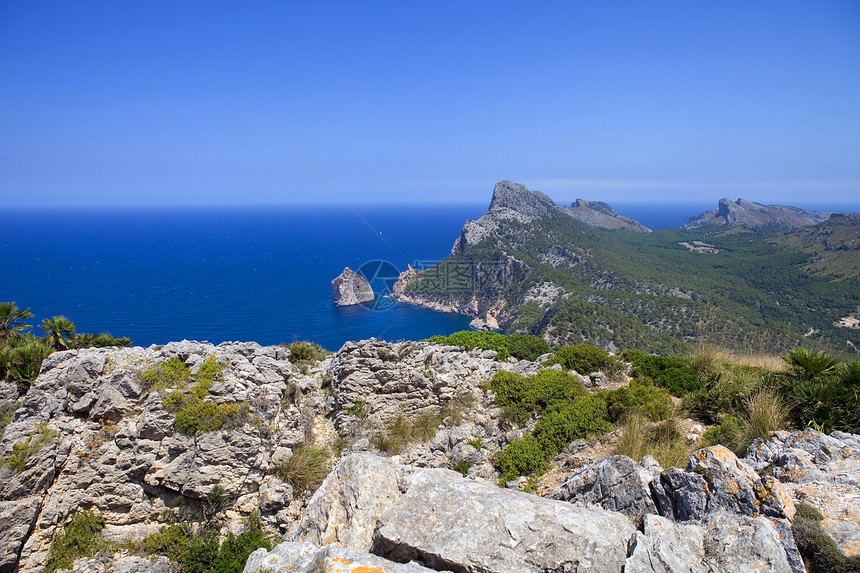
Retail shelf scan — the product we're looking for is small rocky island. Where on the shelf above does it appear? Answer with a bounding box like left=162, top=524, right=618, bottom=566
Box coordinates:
left=331, top=267, right=374, bottom=306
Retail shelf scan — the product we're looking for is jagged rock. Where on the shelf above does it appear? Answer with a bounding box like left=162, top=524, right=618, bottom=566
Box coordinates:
left=374, top=467, right=636, bottom=573
left=743, top=429, right=860, bottom=558
left=63, top=553, right=172, bottom=572
left=331, top=267, right=374, bottom=306
left=328, top=339, right=540, bottom=429
left=552, top=454, right=659, bottom=516
left=704, top=512, right=793, bottom=572
left=243, top=541, right=437, bottom=573
left=650, top=467, right=709, bottom=521
left=0, top=496, right=41, bottom=573
left=294, top=453, right=402, bottom=550
left=684, top=198, right=836, bottom=229
left=687, top=445, right=763, bottom=516
left=625, top=514, right=709, bottom=573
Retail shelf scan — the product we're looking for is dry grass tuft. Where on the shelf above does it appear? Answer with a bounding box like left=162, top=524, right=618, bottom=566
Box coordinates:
left=691, top=343, right=786, bottom=374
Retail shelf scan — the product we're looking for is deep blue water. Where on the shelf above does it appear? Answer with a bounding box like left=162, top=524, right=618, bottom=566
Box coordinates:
left=4, top=201, right=856, bottom=350
left=1, top=205, right=486, bottom=350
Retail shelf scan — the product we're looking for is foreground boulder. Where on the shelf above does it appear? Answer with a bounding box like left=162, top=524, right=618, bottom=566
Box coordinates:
left=331, top=267, right=374, bottom=306
left=244, top=541, right=436, bottom=573
left=374, top=468, right=636, bottom=573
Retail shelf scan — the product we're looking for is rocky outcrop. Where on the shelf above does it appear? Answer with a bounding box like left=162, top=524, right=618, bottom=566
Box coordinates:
left=684, top=198, right=837, bottom=229
left=331, top=267, right=374, bottom=306
left=244, top=541, right=437, bottom=573
left=564, top=199, right=651, bottom=232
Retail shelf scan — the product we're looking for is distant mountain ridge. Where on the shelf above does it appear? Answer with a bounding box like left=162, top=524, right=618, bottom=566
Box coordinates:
left=684, top=198, right=838, bottom=229
left=395, top=181, right=860, bottom=354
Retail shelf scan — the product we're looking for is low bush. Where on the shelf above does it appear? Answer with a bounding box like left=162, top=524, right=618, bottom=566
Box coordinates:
left=487, top=369, right=585, bottom=426
left=284, top=341, right=327, bottom=364
left=507, top=335, right=551, bottom=361
left=143, top=357, right=191, bottom=389
left=495, top=435, right=548, bottom=484
left=452, top=459, right=472, bottom=477
left=604, top=378, right=674, bottom=422
left=426, top=331, right=512, bottom=359
left=616, top=415, right=690, bottom=468
left=792, top=502, right=860, bottom=573
left=741, top=387, right=790, bottom=445
left=275, top=443, right=330, bottom=492
left=532, top=394, right=611, bottom=454
left=624, top=350, right=702, bottom=396
left=44, top=509, right=111, bottom=573
left=701, top=416, right=745, bottom=454
left=548, top=343, right=617, bottom=375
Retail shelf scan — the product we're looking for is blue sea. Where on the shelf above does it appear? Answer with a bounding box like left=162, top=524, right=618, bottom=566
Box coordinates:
left=3, top=201, right=856, bottom=350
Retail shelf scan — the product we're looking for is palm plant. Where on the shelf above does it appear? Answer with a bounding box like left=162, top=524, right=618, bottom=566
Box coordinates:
left=781, top=348, right=840, bottom=381
left=9, top=338, right=53, bottom=386
left=40, top=316, right=76, bottom=350
left=0, top=302, right=34, bottom=339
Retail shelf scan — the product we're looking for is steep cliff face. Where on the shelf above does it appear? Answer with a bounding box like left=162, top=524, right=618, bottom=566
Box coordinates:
left=684, top=198, right=837, bottom=228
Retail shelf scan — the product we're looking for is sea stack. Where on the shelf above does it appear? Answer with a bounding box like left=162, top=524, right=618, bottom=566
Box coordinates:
left=332, top=267, right=374, bottom=306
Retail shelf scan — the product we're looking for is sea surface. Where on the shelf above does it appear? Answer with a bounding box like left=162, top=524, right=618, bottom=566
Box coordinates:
left=3, top=201, right=856, bottom=350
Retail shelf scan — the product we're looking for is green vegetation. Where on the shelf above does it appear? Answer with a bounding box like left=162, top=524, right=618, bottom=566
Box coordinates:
left=4, top=421, right=58, bottom=472
left=44, top=510, right=111, bottom=573
left=489, top=368, right=610, bottom=483
left=427, top=331, right=552, bottom=362
left=487, top=370, right=585, bottom=426
left=792, top=503, right=860, bottom=573
left=140, top=510, right=272, bottom=573
left=275, top=443, right=330, bottom=492
left=604, top=378, right=674, bottom=422
left=283, top=341, right=327, bottom=364
left=775, top=349, right=860, bottom=433
left=148, top=356, right=249, bottom=436
left=372, top=410, right=443, bottom=455
left=0, top=302, right=131, bottom=393
left=0, top=399, right=19, bottom=440
left=548, top=343, right=619, bottom=376
left=452, top=459, right=472, bottom=477
left=616, top=415, right=690, bottom=469
left=403, top=200, right=860, bottom=355
left=624, top=350, right=702, bottom=396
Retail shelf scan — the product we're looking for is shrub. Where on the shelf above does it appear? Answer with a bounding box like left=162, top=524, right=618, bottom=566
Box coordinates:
left=549, top=344, right=616, bottom=375
left=792, top=502, right=860, bottom=573
left=0, top=399, right=18, bottom=441
left=532, top=394, right=611, bottom=454
left=208, top=512, right=272, bottom=573
left=284, top=341, right=327, bottom=364
left=426, top=330, right=511, bottom=359
left=487, top=369, right=585, bottom=426
left=141, top=523, right=190, bottom=562
left=507, top=335, right=551, bottom=361
left=452, top=459, right=472, bottom=477
left=605, top=378, right=674, bottom=422
left=143, top=357, right=191, bottom=389
left=683, top=364, right=764, bottom=423
left=624, top=350, right=702, bottom=396
left=495, top=435, right=548, bottom=484
left=411, top=409, right=442, bottom=441
left=701, top=416, right=745, bottom=454
left=276, top=443, right=329, bottom=492
left=44, top=510, right=110, bottom=573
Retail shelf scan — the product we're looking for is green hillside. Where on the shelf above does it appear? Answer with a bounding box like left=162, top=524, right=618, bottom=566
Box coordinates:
left=401, top=193, right=860, bottom=356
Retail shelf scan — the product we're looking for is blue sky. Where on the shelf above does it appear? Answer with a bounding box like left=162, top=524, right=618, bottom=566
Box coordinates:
left=2, top=1, right=859, bottom=207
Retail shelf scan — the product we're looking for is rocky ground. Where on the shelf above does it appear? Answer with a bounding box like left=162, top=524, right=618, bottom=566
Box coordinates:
left=0, top=339, right=858, bottom=572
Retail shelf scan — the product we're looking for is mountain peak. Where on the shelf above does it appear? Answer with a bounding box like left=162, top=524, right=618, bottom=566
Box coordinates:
left=488, top=180, right=559, bottom=218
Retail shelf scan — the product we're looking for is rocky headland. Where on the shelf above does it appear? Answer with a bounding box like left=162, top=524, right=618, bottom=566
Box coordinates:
left=683, top=198, right=838, bottom=229
left=1, top=339, right=858, bottom=572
